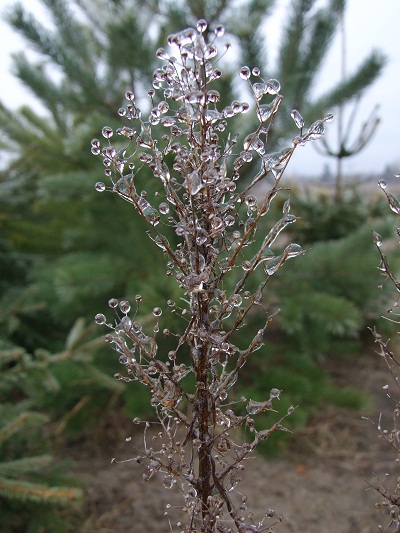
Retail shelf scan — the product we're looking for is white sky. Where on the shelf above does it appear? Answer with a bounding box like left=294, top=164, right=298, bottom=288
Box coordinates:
left=0, top=0, right=399, bottom=177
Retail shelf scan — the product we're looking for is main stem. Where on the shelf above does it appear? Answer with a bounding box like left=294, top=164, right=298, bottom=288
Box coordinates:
left=195, top=290, right=213, bottom=528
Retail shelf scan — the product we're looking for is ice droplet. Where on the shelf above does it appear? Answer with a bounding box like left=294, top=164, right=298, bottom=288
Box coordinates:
left=214, top=24, right=225, bottom=37
left=242, top=260, right=252, bottom=271
left=102, top=126, right=113, bottom=139
left=95, top=182, right=106, bottom=192
left=196, top=228, right=208, bottom=245
left=154, top=234, right=169, bottom=251
left=252, top=82, right=265, bottom=101
left=306, top=120, right=324, bottom=140
left=156, top=47, right=169, bottom=60
left=119, top=300, right=131, bottom=313
left=152, top=307, right=162, bottom=317
left=240, top=66, right=251, bottom=80
left=270, top=388, right=281, bottom=399
left=246, top=399, right=271, bottom=415
left=95, top=313, right=106, bottom=325
left=108, top=298, right=118, bottom=308
left=184, top=170, right=202, bottom=195
left=243, top=133, right=264, bottom=154
left=159, top=202, right=170, bottom=214
left=386, top=192, right=400, bottom=215
left=207, top=89, right=221, bottom=104
left=372, top=230, right=383, bottom=247
left=257, top=102, right=275, bottom=123
left=378, top=179, right=387, bottom=189
left=324, top=113, right=334, bottom=122
left=197, top=19, right=207, bottom=33
left=265, top=79, right=280, bottom=94
left=245, top=195, right=257, bottom=207
left=291, top=109, right=304, bottom=129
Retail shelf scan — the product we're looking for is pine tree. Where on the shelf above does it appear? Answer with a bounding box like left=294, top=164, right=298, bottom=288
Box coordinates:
left=0, top=0, right=386, bottom=422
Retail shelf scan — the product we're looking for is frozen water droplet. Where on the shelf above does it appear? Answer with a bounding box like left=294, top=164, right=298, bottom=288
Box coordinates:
left=225, top=215, right=235, bottom=226
left=324, top=113, right=334, bottom=122
left=306, top=120, right=324, bottom=140
left=197, top=19, right=207, bottom=33
left=206, top=89, right=220, bottom=103
left=157, top=100, right=169, bottom=114
left=184, top=170, right=202, bottom=195
left=95, top=313, right=106, bottom=325
left=378, top=179, right=387, bottom=189
left=205, top=109, right=221, bottom=123
left=108, top=298, right=118, bottom=308
left=152, top=307, right=162, bottom=317
left=242, top=260, right=252, bottom=271
left=285, top=243, right=304, bottom=258
left=159, top=202, right=169, bottom=214
left=156, top=47, right=169, bottom=60
left=240, top=66, right=251, bottom=80
left=252, top=82, right=265, bottom=101
left=245, top=195, right=257, bottom=207
left=264, top=255, right=283, bottom=275
left=246, top=399, right=271, bottom=415
left=214, top=24, right=225, bottom=36
left=95, top=182, right=106, bottom=192
left=119, top=300, right=131, bottom=313
left=102, top=126, right=113, bottom=139
left=372, top=230, right=382, bottom=247
left=162, top=116, right=176, bottom=128
left=211, top=217, right=224, bottom=234
left=270, top=388, right=281, bottom=399
left=291, top=109, right=304, bottom=129
left=154, top=234, right=169, bottom=251
left=125, top=91, right=135, bottom=100
left=265, top=79, right=281, bottom=95
left=230, top=294, right=242, bottom=307
left=243, top=133, right=265, bottom=154
left=196, top=228, right=208, bottom=245
left=257, top=97, right=281, bottom=122
left=252, top=67, right=260, bottom=77
left=386, top=192, right=400, bottom=215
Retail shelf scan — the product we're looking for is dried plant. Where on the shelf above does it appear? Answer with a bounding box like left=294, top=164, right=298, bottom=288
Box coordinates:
left=369, top=178, right=400, bottom=531
left=91, top=20, right=330, bottom=533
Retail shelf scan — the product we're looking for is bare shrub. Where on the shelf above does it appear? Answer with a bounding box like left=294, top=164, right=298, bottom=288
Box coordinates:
left=370, top=178, right=400, bottom=531
left=92, top=20, right=329, bottom=532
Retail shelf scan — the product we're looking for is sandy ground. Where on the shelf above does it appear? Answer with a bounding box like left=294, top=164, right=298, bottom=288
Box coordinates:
left=68, top=351, right=399, bottom=533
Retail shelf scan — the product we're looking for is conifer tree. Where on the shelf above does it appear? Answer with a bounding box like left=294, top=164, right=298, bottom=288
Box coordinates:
left=0, top=0, right=386, bottom=408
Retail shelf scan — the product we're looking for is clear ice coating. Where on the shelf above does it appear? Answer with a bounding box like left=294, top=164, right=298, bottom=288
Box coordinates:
left=92, top=19, right=329, bottom=533
left=291, top=109, right=304, bottom=129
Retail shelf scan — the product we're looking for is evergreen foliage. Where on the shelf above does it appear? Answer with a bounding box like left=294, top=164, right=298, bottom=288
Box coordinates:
left=0, top=380, right=83, bottom=532
left=0, top=2, right=389, bottom=527
left=276, top=204, right=396, bottom=358
left=0, top=0, right=385, bottom=361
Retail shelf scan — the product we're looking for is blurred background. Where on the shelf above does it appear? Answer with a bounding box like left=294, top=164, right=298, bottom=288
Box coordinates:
left=0, top=0, right=399, bottom=531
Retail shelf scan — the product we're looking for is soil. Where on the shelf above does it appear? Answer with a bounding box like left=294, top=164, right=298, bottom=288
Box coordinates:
left=67, top=349, right=399, bottom=533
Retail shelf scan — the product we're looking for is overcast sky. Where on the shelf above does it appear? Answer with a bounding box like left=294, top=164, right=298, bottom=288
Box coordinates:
left=0, top=0, right=399, bottom=178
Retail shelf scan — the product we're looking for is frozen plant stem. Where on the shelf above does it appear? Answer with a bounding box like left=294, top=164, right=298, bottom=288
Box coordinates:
left=93, top=19, right=330, bottom=532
